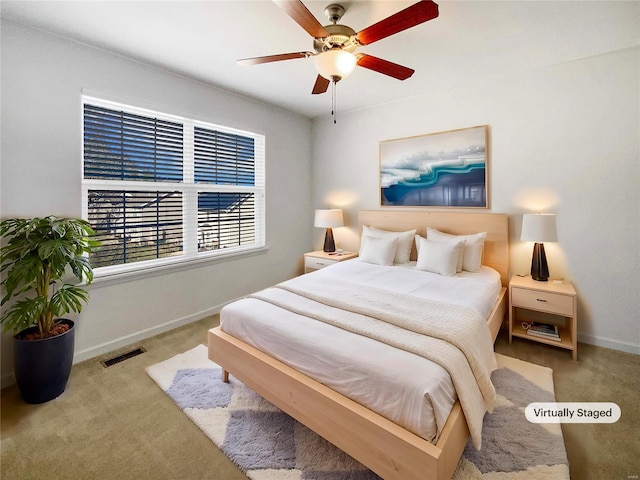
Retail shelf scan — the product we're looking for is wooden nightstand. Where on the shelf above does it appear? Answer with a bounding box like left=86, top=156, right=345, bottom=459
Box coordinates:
left=509, top=275, right=578, bottom=360
left=304, top=250, right=358, bottom=273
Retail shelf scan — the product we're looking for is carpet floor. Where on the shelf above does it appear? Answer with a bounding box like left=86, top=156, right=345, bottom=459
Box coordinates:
left=147, top=344, right=570, bottom=480
left=2, top=318, right=638, bottom=479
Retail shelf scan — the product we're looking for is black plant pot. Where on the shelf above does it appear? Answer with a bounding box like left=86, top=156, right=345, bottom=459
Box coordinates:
left=13, top=319, right=75, bottom=404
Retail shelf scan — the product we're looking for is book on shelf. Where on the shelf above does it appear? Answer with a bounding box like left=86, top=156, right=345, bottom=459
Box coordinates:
left=528, top=322, right=559, bottom=335
left=528, top=330, right=562, bottom=341
left=527, top=322, right=561, bottom=341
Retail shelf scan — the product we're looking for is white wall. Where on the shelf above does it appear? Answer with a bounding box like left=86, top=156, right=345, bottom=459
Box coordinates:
left=311, top=47, right=640, bottom=354
left=1, top=21, right=313, bottom=384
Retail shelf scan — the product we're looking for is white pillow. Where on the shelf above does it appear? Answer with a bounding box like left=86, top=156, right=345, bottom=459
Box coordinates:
left=423, top=230, right=463, bottom=272
left=426, top=227, right=487, bottom=272
left=461, top=241, right=485, bottom=272
left=415, top=237, right=463, bottom=276
left=362, top=225, right=416, bottom=264
left=359, top=235, right=398, bottom=266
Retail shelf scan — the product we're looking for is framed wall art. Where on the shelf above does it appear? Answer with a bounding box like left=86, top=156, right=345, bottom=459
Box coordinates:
left=380, top=125, right=489, bottom=208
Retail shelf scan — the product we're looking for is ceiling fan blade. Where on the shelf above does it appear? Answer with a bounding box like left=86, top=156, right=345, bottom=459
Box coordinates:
left=356, top=54, right=415, bottom=80
left=356, top=0, right=439, bottom=46
left=311, top=75, right=330, bottom=95
left=273, top=0, right=329, bottom=38
left=237, top=52, right=312, bottom=66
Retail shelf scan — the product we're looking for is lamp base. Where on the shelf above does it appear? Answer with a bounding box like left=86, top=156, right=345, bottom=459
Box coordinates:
left=531, top=242, right=550, bottom=281
left=323, top=227, right=336, bottom=253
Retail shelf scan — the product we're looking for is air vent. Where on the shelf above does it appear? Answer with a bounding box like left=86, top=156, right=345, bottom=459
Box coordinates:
left=101, top=346, right=146, bottom=367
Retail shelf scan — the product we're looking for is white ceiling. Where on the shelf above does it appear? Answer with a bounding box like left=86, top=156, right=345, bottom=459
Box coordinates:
left=1, top=1, right=638, bottom=119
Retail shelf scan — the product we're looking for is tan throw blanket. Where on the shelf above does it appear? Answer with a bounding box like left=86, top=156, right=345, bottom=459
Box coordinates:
left=250, top=274, right=497, bottom=449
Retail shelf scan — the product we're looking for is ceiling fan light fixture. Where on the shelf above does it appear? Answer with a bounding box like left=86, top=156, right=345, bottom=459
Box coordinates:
left=314, top=49, right=356, bottom=82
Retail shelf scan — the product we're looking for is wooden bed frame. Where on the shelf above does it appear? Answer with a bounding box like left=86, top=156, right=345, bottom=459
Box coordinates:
left=208, top=210, right=509, bottom=480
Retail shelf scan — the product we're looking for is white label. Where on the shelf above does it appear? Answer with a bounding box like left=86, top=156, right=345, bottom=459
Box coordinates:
left=525, top=402, right=621, bottom=423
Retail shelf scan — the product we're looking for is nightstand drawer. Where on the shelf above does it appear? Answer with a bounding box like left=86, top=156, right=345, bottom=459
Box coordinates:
left=304, top=256, right=337, bottom=270
left=511, top=287, right=574, bottom=316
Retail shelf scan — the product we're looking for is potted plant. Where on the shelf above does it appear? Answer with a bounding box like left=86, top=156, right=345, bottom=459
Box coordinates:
left=0, top=216, right=99, bottom=403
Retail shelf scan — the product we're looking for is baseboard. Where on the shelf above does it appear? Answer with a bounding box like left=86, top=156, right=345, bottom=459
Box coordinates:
left=73, top=304, right=226, bottom=363
left=1, top=373, right=15, bottom=390
left=578, top=332, right=640, bottom=355
left=1, top=302, right=228, bottom=389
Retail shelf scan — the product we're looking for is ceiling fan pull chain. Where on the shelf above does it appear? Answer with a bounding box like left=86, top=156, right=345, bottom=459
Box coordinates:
left=332, top=78, right=337, bottom=124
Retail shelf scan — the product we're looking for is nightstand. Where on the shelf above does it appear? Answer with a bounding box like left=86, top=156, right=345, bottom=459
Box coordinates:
left=304, top=250, right=358, bottom=273
left=509, top=275, right=578, bottom=360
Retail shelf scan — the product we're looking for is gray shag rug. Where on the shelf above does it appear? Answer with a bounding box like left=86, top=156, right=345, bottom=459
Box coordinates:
left=147, top=345, right=569, bottom=480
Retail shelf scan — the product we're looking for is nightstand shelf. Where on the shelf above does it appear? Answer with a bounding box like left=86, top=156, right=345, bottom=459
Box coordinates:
left=304, top=250, right=358, bottom=273
left=511, top=320, right=573, bottom=351
left=509, top=275, right=578, bottom=360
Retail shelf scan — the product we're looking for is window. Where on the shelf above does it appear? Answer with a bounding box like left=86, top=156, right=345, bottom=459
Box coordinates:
left=82, top=97, right=265, bottom=275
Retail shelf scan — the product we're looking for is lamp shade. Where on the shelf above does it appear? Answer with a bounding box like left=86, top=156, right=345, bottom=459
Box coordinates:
left=314, top=209, right=344, bottom=228
left=314, top=50, right=357, bottom=81
left=521, top=214, right=558, bottom=243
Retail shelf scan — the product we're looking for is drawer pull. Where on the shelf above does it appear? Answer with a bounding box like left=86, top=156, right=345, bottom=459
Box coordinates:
left=536, top=298, right=547, bottom=303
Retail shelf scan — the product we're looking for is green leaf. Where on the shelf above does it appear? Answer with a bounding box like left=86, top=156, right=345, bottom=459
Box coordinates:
left=50, top=285, right=90, bottom=317
left=1, top=255, right=42, bottom=300
left=0, top=297, right=46, bottom=334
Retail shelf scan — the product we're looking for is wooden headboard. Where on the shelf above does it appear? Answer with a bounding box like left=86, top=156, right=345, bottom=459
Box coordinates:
left=358, top=210, right=510, bottom=287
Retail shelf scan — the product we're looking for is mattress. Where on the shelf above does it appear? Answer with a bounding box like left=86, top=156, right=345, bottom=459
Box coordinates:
left=220, top=259, right=501, bottom=443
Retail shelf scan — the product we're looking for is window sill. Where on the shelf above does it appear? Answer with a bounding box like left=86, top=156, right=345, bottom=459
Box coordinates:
left=88, top=246, right=269, bottom=289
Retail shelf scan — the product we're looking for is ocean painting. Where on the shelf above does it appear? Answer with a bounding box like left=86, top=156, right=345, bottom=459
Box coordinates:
left=380, top=125, right=488, bottom=208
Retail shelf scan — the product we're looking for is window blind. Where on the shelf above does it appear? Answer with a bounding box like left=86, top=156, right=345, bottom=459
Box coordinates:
left=197, top=192, right=256, bottom=252
left=194, top=127, right=255, bottom=186
left=87, top=190, right=183, bottom=268
left=84, top=104, right=183, bottom=182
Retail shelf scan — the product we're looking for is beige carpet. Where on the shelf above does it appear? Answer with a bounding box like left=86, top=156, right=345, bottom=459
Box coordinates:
left=147, top=345, right=569, bottom=479
left=2, top=318, right=638, bottom=479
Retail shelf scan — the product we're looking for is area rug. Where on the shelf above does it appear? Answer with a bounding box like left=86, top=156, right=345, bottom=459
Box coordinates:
left=146, top=345, right=569, bottom=480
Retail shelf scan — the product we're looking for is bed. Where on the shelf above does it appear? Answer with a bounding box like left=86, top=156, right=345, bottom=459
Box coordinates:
left=208, top=210, right=509, bottom=480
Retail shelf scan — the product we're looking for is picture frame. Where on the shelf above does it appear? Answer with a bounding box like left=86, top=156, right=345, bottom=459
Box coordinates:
left=380, top=125, right=489, bottom=208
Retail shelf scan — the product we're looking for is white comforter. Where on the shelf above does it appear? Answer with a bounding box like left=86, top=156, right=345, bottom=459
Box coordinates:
left=221, top=259, right=501, bottom=446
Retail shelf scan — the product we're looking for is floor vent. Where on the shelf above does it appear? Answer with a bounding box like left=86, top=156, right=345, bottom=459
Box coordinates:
left=101, top=346, right=146, bottom=367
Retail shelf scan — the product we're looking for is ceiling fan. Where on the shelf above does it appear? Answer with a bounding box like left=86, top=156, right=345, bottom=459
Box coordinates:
left=237, top=0, right=439, bottom=95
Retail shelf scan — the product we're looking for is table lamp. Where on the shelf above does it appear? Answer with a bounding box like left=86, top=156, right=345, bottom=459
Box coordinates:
left=314, top=209, right=343, bottom=253
left=521, top=213, right=558, bottom=281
